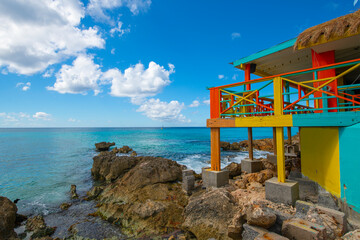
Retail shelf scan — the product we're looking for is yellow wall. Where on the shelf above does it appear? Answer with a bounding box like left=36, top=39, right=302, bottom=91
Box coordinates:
left=300, top=127, right=341, bottom=196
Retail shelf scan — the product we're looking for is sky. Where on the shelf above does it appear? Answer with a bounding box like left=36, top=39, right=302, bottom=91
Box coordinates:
left=0, top=0, right=358, bottom=127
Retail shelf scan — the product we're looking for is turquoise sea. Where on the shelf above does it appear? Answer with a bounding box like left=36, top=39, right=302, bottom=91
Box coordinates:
left=0, top=127, right=276, bottom=216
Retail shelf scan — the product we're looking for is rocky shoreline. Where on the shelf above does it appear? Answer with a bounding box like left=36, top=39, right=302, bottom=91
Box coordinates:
left=1, top=140, right=359, bottom=240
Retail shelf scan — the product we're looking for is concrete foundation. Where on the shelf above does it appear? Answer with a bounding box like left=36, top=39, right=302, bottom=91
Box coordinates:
left=265, top=177, right=299, bottom=206
left=202, top=167, right=229, bottom=188
left=182, top=170, right=195, bottom=192
left=241, top=158, right=262, bottom=173
left=267, top=154, right=277, bottom=164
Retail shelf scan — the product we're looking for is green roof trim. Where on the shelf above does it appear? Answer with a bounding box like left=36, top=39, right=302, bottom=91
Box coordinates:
left=232, top=38, right=297, bottom=67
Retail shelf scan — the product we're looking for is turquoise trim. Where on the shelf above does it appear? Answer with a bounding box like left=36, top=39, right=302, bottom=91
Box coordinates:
left=292, top=112, right=360, bottom=127
left=232, top=38, right=297, bottom=67
left=339, top=124, right=360, bottom=213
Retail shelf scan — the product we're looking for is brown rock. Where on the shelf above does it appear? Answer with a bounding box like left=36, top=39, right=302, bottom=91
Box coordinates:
left=246, top=205, right=276, bottom=229
left=70, top=185, right=78, bottom=199
left=221, top=141, right=231, bottom=150
left=183, top=188, right=239, bottom=240
left=60, top=203, right=72, bottom=210
left=26, top=215, right=46, bottom=232
left=130, top=151, right=137, bottom=157
left=0, top=196, right=18, bottom=240
left=118, top=146, right=132, bottom=153
left=95, top=142, right=115, bottom=151
left=225, top=162, right=242, bottom=178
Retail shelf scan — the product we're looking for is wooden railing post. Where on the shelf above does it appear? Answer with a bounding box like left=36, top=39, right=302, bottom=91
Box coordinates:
left=248, top=127, right=253, bottom=160
left=210, top=88, right=220, bottom=119
left=273, top=77, right=286, bottom=183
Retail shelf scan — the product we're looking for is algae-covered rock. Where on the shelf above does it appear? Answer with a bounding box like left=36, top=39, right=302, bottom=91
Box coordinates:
left=0, top=196, right=18, bottom=240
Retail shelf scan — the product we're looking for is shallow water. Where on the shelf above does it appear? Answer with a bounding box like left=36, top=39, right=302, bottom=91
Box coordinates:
left=0, top=127, right=285, bottom=215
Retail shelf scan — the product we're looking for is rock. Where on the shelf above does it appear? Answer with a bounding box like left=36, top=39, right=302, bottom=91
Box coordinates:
left=26, top=215, right=46, bottom=232
left=96, top=157, right=187, bottom=238
left=0, top=196, right=18, bottom=240
left=342, top=229, right=360, bottom=239
left=15, top=213, right=28, bottom=227
left=183, top=188, right=240, bottom=240
left=221, top=141, right=231, bottom=151
left=95, top=142, right=115, bottom=151
left=246, top=204, right=277, bottom=229
left=131, top=151, right=137, bottom=157
left=230, top=142, right=243, bottom=151
left=120, top=157, right=182, bottom=189
left=91, top=152, right=139, bottom=182
left=225, top=162, right=242, bottom=178
left=70, top=185, right=78, bottom=199
left=60, top=202, right=72, bottom=210
left=30, top=226, right=56, bottom=239
left=86, top=186, right=104, bottom=200
left=118, top=146, right=132, bottom=153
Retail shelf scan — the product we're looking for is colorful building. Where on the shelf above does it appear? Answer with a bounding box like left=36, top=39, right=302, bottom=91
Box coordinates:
left=207, top=10, right=360, bottom=215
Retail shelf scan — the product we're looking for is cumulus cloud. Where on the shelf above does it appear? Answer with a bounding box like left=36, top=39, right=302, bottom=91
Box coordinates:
left=111, top=48, right=116, bottom=54
left=103, top=61, right=174, bottom=100
left=110, top=21, right=130, bottom=37
left=87, top=0, right=151, bottom=23
left=0, top=0, right=104, bottom=75
left=203, top=99, right=210, bottom=105
left=218, top=74, right=225, bottom=79
left=231, top=32, right=241, bottom=40
left=232, top=74, right=238, bottom=80
left=33, top=112, right=51, bottom=120
left=47, top=55, right=103, bottom=95
left=137, top=98, right=190, bottom=122
left=68, top=118, right=80, bottom=122
left=43, top=69, right=54, bottom=78
left=189, top=100, right=200, bottom=108
left=16, top=82, right=31, bottom=91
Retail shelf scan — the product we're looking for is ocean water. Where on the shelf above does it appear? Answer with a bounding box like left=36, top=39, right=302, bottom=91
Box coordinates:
left=0, top=127, right=276, bottom=216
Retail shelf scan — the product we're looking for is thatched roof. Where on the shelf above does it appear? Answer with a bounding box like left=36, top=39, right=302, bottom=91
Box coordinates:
left=295, top=10, right=360, bottom=50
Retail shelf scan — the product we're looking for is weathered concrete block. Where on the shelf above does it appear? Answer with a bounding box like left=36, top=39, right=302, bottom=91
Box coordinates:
left=267, top=207, right=294, bottom=234
left=295, top=200, right=315, bottom=216
left=182, top=169, right=193, bottom=179
left=242, top=223, right=268, bottom=240
left=202, top=168, right=229, bottom=188
left=241, top=159, right=262, bottom=173
left=288, top=177, right=318, bottom=201
left=255, top=232, right=289, bottom=240
left=317, top=192, right=340, bottom=211
left=267, top=154, right=277, bottom=165
left=282, top=218, right=326, bottom=240
left=182, top=175, right=195, bottom=192
left=316, top=205, right=346, bottom=232
left=265, top=177, right=299, bottom=206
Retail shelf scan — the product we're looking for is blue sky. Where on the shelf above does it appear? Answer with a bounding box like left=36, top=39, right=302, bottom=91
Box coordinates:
left=0, top=0, right=358, bottom=127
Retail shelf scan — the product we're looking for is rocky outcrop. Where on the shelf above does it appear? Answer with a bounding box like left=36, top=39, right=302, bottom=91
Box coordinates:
left=182, top=188, right=241, bottom=240
left=70, top=184, right=78, bottom=199
left=234, top=169, right=276, bottom=189
left=221, top=138, right=274, bottom=152
left=225, top=162, right=242, bottom=178
left=0, top=196, right=18, bottom=240
left=95, top=142, right=115, bottom=151
left=26, top=215, right=56, bottom=239
left=95, top=156, right=187, bottom=238
left=246, top=204, right=277, bottom=229
left=91, top=152, right=139, bottom=181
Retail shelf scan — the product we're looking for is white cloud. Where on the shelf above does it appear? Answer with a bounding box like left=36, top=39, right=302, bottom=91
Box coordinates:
left=0, top=0, right=104, bottom=75
left=218, top=74, right=225, bottom=79
left=43, top=69, right=54, bottom=78
left=203, top=99, right=210, bottom=105
left=47, top=55, right=103, bottom=95
left=16, top=82, right=31, bottom=91
left=111, top=48, right=116, bottom=54
left=68, top=118, right=79, bottom=122
left=0, top=112, right=31, bottom=123
left=110, top=21, right=130, bottom=37
left=232, top=74, right=238, bottom=80
left=33, top=112, right=51, bottom=120
left=103, top=61, right=174, bottom=100
left=189, top=100, right=200, bottom=108
left=231, top=32, right=241, bottom=40
left=87, top=0, right=151, bottom=23
left=137, top=98, right=190, bottom=123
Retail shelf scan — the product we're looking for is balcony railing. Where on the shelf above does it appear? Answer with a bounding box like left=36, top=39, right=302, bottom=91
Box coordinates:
left=209, top=58, right=360, bottom=119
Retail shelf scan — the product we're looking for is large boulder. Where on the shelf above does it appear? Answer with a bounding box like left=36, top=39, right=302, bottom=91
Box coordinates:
left=96, top=157, right=187, bottom=238
left=246, top=204, right=276, bottom=229
left=95, top=142, right=115, bottom=151
left=0, top=196, right=17, bottom=240
left=91, top=152, right=139, bottom=181
left=182, top=188, right=241, bottom=240
left=225, top=162, right=242, bottom=178
left=221, top=141, right=231, bottom=151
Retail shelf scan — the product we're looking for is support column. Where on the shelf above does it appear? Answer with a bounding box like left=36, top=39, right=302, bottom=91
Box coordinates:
left=248, top=127, right=253, bottom=160
left=273, top=127, right=277, bottom=155
left=287, top=127, right=292, bottom=145
left=276, top=127, right=286, bottom=183
left=210, top=128, right=221, bottom=171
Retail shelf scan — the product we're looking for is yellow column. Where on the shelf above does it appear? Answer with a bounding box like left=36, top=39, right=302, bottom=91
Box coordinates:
left=273, top=77, right=286, bottom=182
left=210, top=128, right=221, bottom=171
